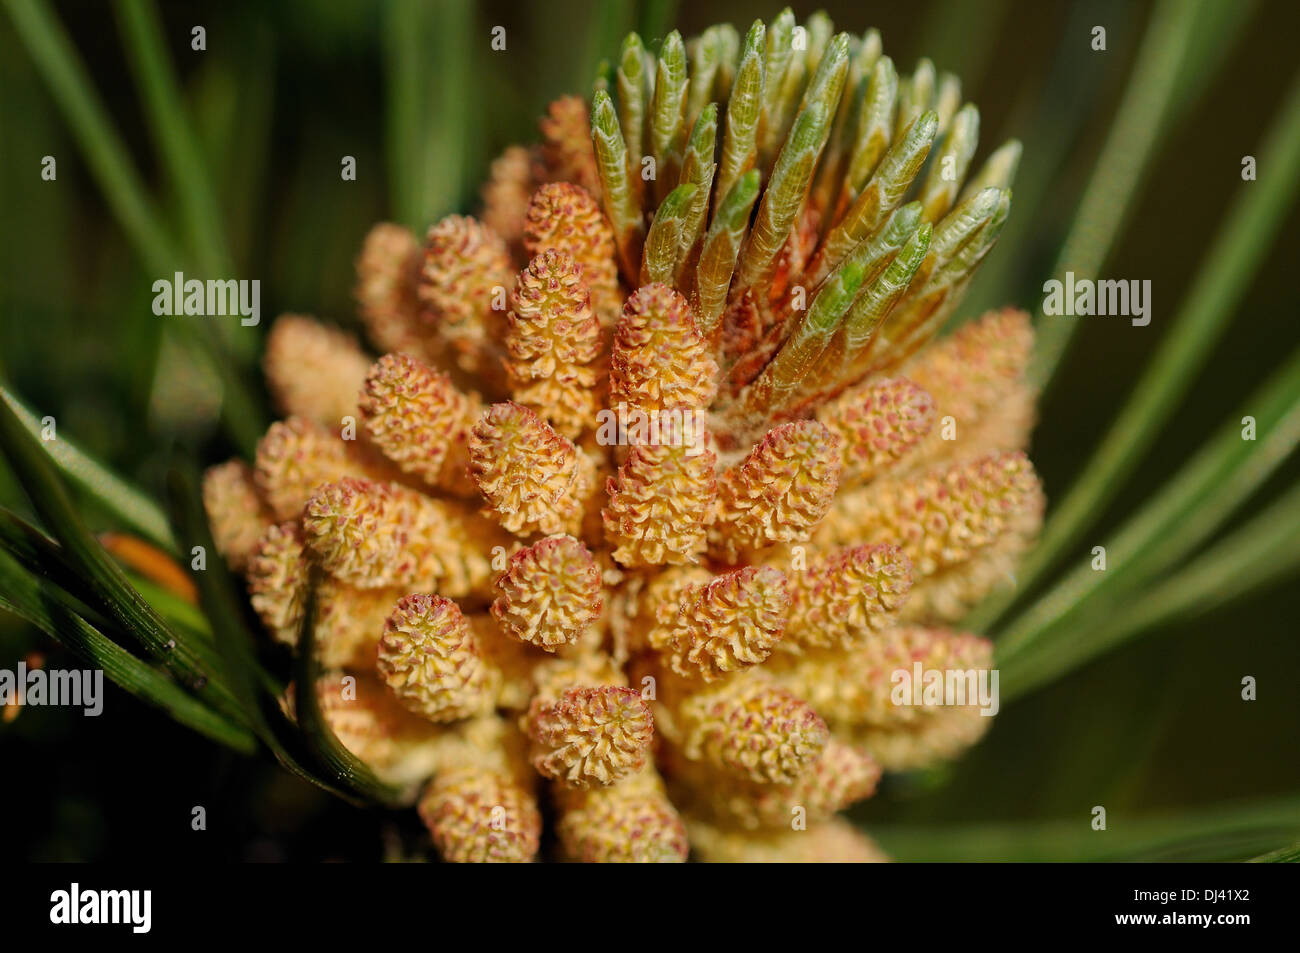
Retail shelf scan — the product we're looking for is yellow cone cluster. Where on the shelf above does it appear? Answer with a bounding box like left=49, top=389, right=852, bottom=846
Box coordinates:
left=205, top=10, right=1045, bottom=862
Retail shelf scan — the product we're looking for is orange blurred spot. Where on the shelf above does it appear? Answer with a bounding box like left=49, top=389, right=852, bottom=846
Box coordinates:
left=100, top=533, right=199, bottom=605
left=2, top=653, right=44, bottom=723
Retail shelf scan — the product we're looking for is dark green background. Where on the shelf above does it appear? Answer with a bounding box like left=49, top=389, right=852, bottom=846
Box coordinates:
left=1, top=0, right=1296, bottom=860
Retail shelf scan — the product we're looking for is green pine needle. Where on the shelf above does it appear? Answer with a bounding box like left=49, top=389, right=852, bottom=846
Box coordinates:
left=973, top=69, right=1300, bottom=633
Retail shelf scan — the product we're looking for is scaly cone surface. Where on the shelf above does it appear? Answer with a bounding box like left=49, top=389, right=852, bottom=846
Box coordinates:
left=602, top=424, right=717, bottom=568
left=419, top=215, right=513, bottom=383
left=539, top=95, right=603, bottom=199
left=302, top=477, right=500, bottom=596
left=524, top=182, right=623, bottom=327
left=780, top=543, right=913, bottom=653
left=202, top=461, right=270, bottom=572
left=377, top=594, right=492, bottom=722
left=709, top=419, right=842, bottom=562
left=355, top=223, right=425, bottom=358
left=207, top=10, right=1046, bottom=863
left=554, top=766, right=689, bottom=862
left=419, top=766, right=542, bottom=863
left=359, top=352, right=478, bottom=494
left=263, top=314, right=371, bottom=428
left=526, top=685, right=655, bottom=787
left=653, top=566, right=790, bottom=682
left=481, top=145, right=536, bottom=252
left=416, top=715, right=543, bottom=862
left=504, top=250, right=604, bottom=438
left=491, top=534, right=602, bottom=652
left=608, top=283, right=718, bottom=413
left=817, top=375, right=936, bottom=487
left=469, top=401, right=595, bottom=537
